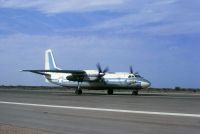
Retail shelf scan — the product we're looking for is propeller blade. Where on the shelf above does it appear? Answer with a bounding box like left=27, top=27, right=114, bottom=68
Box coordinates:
left=103, top=67, right=109, bottom=73
left=129, top=65, right=133, bottom=74
left=96, top=63, right=102, bottom=73
left=135, top=72, right=139, bottom=75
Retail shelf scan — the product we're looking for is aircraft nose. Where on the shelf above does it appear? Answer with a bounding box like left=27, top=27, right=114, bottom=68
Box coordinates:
left=141, top=81, right=151, bottom=88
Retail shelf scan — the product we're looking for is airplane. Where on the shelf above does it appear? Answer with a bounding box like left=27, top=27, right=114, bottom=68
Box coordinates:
left=22, top=49, right=151, bottom=95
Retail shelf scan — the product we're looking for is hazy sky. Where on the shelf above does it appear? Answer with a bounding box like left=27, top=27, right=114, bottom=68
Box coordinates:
left=0, top=0, right=200, bottom=88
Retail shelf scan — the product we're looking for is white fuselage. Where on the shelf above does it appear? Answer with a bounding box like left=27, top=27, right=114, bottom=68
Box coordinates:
left=45, top=70, right=150, bottom=90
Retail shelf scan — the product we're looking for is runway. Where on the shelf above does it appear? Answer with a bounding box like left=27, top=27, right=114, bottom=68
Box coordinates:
left=0, top=88, right=200, bottom=134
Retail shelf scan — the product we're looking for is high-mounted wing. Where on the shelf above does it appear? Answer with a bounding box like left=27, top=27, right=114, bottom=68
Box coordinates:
left=22, top=70, right=85, bottom=74
left=22, top=70, right=87, bottom=81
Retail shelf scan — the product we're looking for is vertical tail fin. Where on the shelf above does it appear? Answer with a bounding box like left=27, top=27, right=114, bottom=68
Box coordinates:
left=45, top=49, right=60, bottom=70
left=44, top=49, right=60, bottom=83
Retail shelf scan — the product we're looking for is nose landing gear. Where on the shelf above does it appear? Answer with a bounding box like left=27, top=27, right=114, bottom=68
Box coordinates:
left=75, top=89, right=82, bottom=95
left=132, top=90, right=138, bottom=95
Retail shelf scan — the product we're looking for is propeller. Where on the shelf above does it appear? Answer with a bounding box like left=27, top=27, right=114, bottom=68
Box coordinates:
left=96, top=63, right=109, bottom=78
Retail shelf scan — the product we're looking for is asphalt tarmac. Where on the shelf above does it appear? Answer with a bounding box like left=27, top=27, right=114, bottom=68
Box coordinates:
left=0, top=88, right=200, bottom=134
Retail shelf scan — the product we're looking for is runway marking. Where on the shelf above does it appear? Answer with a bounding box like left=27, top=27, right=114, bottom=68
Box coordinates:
left=0, top=101, right=200, bottom=118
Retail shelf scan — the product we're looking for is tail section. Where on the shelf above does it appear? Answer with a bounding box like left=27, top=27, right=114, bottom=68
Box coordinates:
left=45, top=49, right=60, bottom=70
left=45, top=49, right=60, bottom=83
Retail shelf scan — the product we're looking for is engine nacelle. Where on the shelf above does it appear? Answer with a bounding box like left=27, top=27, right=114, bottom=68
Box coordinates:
left=66, top=75, right=84, bottom=81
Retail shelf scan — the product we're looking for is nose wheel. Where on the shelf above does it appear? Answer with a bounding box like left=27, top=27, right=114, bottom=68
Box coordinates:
left=132, top=90, right=138, bottom=95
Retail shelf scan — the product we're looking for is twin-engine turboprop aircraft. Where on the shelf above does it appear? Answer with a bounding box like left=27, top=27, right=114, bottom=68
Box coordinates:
left=22, top=49, right=151, bottom=95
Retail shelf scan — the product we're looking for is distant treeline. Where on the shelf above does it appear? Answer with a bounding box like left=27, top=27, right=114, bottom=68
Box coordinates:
left=147, top=87, right=200, bottom=92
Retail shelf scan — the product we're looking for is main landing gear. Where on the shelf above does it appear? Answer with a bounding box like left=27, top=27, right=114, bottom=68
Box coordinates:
left=132, top=90, right=138, bottom=96
left=107, top=89, right=113, bottom=95
left=75, top=82, right=82, bottom=95
left=75, top=89, right=82, bottom=95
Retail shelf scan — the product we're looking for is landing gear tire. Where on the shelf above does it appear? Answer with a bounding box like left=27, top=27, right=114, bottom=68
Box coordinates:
left=132, top=90, right=138, bottom=96
left=75, top=89, right=82, bottom=95
left=107, top=89, right=113, bottom=95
